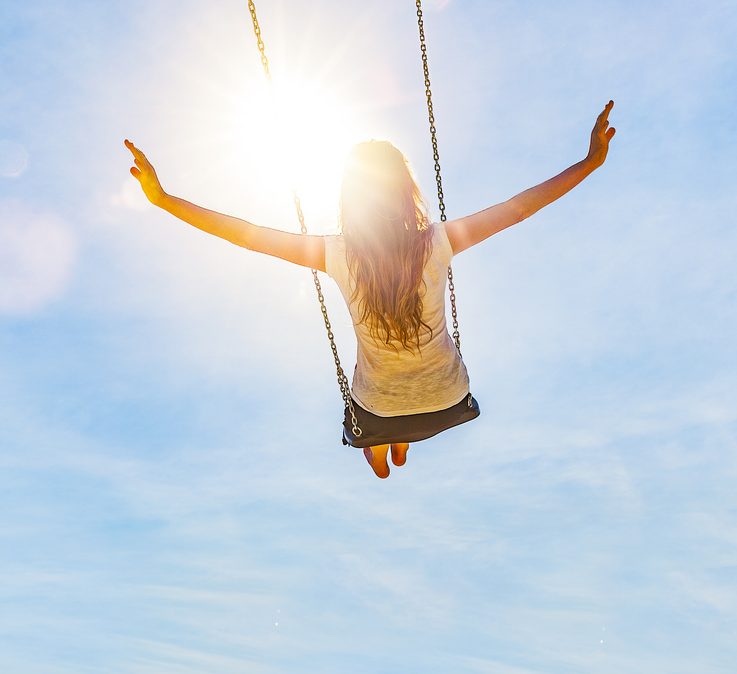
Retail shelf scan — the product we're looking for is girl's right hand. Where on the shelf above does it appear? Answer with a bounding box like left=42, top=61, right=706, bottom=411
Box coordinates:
left=586, top=100, right=616, bottom=169
left=124, top=139, right=166, bottom=205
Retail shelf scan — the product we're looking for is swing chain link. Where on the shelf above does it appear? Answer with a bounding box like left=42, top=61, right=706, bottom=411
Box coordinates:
left=416, top=0, right=462, bottom=356
left=247, top=1, right=362, bottom=438
left=247, top=0, right=270, bottom=78
left=294, top=194, right=362, bottom=438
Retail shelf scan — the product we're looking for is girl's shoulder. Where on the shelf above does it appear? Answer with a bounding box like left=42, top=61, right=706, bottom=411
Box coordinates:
left=430, top=221, right=454, bottom=264
left=324, top=233, right=347, bottom=280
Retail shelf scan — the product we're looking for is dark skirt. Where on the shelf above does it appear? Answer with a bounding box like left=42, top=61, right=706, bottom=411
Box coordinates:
left=342, top=392, right=481, bottom=448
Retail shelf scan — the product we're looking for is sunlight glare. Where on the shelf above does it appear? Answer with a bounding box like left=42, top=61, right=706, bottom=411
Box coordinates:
left=231, top=74, right=367, bottom=231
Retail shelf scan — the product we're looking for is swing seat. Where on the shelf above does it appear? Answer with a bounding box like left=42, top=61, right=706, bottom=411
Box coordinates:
left=342, top=392, right=481, bottom=448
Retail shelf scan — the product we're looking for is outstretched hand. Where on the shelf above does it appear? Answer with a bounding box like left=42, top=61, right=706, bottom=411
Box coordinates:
left=124, top=139, right=165, bottom=206
left=586, top=100, right=616, bottom=169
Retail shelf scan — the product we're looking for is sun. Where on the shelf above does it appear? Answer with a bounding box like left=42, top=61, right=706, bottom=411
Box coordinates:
left=231, top=73, right=368, bottom=231
left=155, top=37, right=378, bottom=234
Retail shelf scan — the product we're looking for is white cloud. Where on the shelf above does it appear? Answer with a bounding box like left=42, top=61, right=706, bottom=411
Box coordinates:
left=126, top=639, right=278, bottom=674
left=110, top=177, right=150, bottom=211
left=0, top=198, right=77, bottom=315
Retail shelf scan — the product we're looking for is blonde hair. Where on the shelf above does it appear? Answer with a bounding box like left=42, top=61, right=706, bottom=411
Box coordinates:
left=339, top=140, right=434, bottom=352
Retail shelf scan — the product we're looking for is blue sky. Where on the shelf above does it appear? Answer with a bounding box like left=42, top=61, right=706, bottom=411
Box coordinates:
left=1, top=0, right=736, bottom=672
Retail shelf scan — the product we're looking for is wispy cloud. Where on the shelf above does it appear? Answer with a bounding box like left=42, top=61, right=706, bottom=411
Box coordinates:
left=0, top=199, right=78, bottom=315
left=2, top=0, right=737, bottom=673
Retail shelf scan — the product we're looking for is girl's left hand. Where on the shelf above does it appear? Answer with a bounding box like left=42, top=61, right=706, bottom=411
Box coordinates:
left=586, top=100, right=616, bottom=169
left=124, top=139, right=165, bottom=205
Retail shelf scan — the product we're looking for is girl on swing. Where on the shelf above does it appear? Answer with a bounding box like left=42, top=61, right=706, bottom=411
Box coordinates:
left=124, top=99, right=615, bottom=478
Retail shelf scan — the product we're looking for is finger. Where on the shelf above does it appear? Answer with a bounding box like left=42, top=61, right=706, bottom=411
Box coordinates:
left=606, top=127, right=616, bottom=140
left=130, top=166, right=141, bottom=179
left=125, top=143, right=143, bottom=161
left=597, top=100, right=614, bottom=123
left=124, top=139, right=139, bottom=156
left=126, top=139, right=146, bottom=162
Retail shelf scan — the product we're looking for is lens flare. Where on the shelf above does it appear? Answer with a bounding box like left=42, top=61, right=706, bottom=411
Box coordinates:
left=229, top=73, right=367, bottom=229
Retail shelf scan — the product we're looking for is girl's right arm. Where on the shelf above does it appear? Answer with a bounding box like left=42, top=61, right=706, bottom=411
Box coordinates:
left=123, top=139, right=326, bottom=271
left=445, top=100, right=616, bottom=256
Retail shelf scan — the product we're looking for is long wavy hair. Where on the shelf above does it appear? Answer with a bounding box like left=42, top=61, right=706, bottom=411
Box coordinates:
left=338, top=140, right=434, bottom=353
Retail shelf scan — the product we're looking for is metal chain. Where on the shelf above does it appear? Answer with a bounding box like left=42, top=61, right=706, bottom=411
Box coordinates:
left=416, top=0, right=462, bottom=356
left=246, top=0, right=361, bottom=438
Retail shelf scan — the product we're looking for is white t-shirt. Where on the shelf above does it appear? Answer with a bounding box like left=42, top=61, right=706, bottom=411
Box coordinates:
left=324, top=221, right=470, bottom=417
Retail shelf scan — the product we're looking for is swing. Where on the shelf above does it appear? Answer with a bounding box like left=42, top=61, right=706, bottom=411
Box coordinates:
left=246, top=0, right=480, bottom=448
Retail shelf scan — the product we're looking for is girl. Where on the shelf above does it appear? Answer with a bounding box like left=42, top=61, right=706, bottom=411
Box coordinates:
left=124, top=100, right=616, bottom=478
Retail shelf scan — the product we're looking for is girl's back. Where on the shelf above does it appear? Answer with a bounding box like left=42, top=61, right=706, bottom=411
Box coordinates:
left=325, top=221, right=470, bottom=417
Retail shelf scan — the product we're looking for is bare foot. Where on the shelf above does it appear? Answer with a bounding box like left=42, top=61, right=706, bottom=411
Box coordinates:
left=363, top=445, right=390, bottom=479
left=390, top=442, right=410, bottom=466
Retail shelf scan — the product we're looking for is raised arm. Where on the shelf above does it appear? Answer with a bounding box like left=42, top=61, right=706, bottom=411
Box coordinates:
left=445, top=100, right=616, bottom=255
left=123, top=139, right=326, bottom=272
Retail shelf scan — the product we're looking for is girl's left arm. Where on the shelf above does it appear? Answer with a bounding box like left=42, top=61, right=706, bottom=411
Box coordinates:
left=124, top=139, right=325, bottom=272
left=444, top=100, right=616, bottom=255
